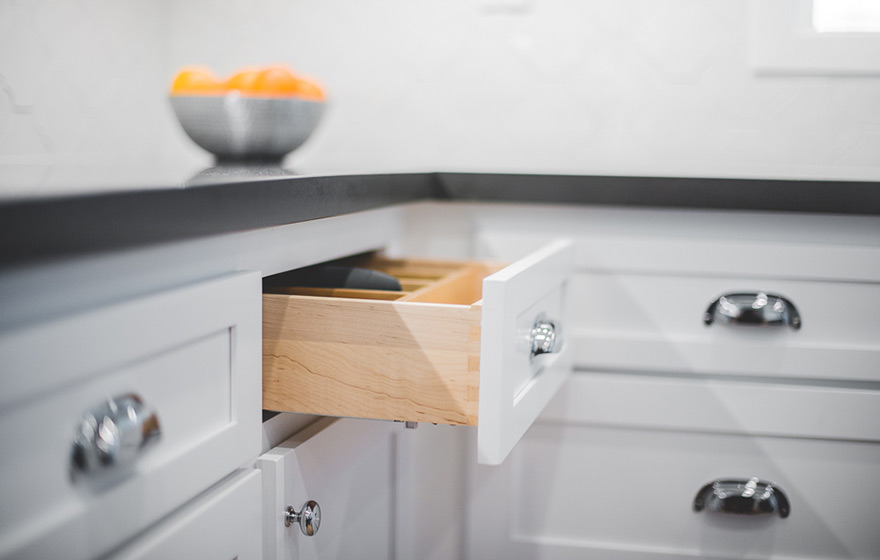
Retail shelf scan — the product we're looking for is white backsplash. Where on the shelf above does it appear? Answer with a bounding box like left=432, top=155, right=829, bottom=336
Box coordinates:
left=1, top=0, right=879, bottom=188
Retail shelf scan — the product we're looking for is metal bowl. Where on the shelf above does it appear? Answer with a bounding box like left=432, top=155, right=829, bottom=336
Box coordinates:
left=170, top=94, right=325, bottom=162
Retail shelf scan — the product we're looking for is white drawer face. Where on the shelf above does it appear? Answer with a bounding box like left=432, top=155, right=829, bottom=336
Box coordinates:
left=109, top=469, right=262, bottom=560
left=263, top=239, right=574, bottom=465
left=478, top=238, right=574, bottom=464
left=469, top=424, right=880, bottom=560
left=0, top=273, right=262, bottom=560
left=572, top=273, right=880, bottom=382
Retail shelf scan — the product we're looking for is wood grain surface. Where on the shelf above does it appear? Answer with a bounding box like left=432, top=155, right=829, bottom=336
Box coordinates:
left=263, top=293, right=483, bottom=425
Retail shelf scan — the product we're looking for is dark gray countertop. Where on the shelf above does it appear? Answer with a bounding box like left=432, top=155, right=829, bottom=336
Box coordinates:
left=1, top=171, right=878, bottom=268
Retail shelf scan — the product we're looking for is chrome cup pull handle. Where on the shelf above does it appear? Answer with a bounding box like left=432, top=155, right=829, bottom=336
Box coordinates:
left=704, top=292, right=801, bottom=329
left=694, top=477, right=790, bottom=518
left=530, top=315, right=559, bottom=360
left=71, top=393, right=161, bottom=477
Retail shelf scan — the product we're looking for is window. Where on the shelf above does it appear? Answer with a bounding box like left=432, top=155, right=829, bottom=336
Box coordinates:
left=813, top=0, right=880, bottom=33
left=750, top=0, right=880, bottom=75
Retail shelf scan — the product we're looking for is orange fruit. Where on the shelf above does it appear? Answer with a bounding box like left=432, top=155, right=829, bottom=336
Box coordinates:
left=170, top=67, right=224, bottom=96
left=249, top=66, right=326, bottom=100
left=171, top=65, right=326, bottom=100
left=253, top=66, right=301, bottom=97
left=293, top=77, right=326, bottom=102
left=226, top=68, right=261, bottom=95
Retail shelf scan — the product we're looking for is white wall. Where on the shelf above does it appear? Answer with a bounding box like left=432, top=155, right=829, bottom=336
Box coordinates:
left=0, top=2, right=173, bottom=164
left=1, top=0, right=879, bottom=187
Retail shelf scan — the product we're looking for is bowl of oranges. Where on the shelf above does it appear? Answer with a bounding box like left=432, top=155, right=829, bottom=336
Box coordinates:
left=169, top=65, right=327, bottom=163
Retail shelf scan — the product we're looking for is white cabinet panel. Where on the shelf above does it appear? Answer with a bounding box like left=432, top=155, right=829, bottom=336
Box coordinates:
left=472, top=217, right=880, bottom=282
left=257, top=418, right=398, bottom=560
left=0, top=272, right=262, bottom=560
left=110, top=469, right=262, bottom=560
left=468, top=423, right=880, bottom=560
left=543, top=372, right=880, bottom=442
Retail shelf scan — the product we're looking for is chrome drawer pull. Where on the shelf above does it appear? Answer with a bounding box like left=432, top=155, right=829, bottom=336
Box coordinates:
left=71, top=393, right=161, bottom=476
left=694, top=477, right=790, bottom=518
left=285, top=500, right=321, bottom=536
left=704, top=292, right=801, bottom=329
left=530, top=315, right=559, bottom=360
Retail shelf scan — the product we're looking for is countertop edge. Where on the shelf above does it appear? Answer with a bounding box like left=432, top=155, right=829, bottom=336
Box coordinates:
left=2, top=171, right=878, bottom=268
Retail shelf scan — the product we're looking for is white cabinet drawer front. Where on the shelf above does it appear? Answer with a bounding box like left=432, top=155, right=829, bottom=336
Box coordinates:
left=543, top=372, right=880, bottom=442
left=478, top=238, right=574, bottom=465
left=571, top=273, right=880, bottom=382
left=263, top=240, right=574, bottom=465
left=0, top=272, right=261, bottom=560
left=110, top=469, right=261, bottom=560
left=469, top=424, right=880, bottom=560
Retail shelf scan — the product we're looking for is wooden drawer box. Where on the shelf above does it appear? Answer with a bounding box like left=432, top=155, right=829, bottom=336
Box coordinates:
left=263, top=240, right=574, bottom=464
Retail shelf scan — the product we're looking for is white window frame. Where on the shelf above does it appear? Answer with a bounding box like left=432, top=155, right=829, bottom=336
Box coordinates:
left=749, top=0, right=880, bottom=75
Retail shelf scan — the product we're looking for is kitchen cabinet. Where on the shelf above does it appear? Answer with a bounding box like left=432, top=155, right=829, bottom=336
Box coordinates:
left=0, top=206, right=401, bottom=559
left=408, top=202, right=880, bottom=560
left=1, top=181, right=877, bottom=559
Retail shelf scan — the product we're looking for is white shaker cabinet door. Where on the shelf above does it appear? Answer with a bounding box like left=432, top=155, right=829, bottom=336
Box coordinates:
left=257, top=418, right=398, bottom=560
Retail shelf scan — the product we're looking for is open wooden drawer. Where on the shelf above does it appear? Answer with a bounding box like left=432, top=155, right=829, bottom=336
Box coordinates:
left=263, top=239, right=573, bottom=464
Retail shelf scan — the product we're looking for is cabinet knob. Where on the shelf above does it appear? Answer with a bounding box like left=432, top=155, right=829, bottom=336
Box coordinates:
left=71, top=393, right=160, bottom=477
left=694, top=477, right=790, bottom=518
left=530, top=315, right=559, bottom=360
left=704, top=292, right=801, bottom=329
left=286, top=500, right=321, bottom=536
